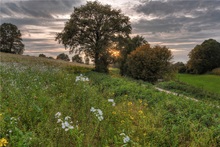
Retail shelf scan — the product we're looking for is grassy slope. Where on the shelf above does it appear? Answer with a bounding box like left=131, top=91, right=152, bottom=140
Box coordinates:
left=177, top=74, right=220, bottom=94
left=0, top=53, right=220, bottom=146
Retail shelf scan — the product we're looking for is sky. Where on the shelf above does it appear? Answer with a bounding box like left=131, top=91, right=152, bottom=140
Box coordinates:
left=1, top=0, right=220, bottom=63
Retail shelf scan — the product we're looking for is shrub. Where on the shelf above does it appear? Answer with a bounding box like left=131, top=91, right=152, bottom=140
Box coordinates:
left=211, top=68, right=220, bottom=75
left=126, top=44, right=173, bottom=83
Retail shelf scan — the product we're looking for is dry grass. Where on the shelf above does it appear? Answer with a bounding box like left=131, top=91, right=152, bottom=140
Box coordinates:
left=0, top=52, right=94, bottom=69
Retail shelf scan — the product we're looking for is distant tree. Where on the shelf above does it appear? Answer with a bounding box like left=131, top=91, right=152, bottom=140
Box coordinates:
left=39, top=54, right=46, bottom=58
left=55, top=1, right=131, bottom=73
left=48, top=57, right=54, bottom=59
left=126, top=44, right=173, bottom=83
left=56, top=53, right=70, bottom=61
left=173, top=62, right=186, bottom=73
left=187, top=39, right=220, bottom=74
left=118, top=35, right=147, bottom=75
left=0, top=23, right=24, bottom=54
left=72, top=54, right=83, bottom=63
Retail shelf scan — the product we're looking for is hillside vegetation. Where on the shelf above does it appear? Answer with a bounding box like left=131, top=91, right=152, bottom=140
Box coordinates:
left=0, top=53, right=219, bottom=146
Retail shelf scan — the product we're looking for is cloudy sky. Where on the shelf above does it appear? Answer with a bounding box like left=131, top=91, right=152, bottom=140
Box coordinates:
left=1, top=0, right=220, bottom=62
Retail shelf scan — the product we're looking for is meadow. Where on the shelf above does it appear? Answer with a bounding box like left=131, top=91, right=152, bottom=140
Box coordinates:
left=176, top=74, right=220, bottom=94
left=0, top=53, right=220, bottom=146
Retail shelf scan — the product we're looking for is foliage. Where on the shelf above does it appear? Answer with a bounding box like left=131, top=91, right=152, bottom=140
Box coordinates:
left=173, top=62, right=186, bottom=73
left=56, top=53, right=70, bottom=61
left=55, top=1, right=131, bottom=73
left=187, top=39, right=220, bottom=74
left=72, top=54, right=83, bottom=63
left=211, top=68, right=220, bottom=76
left=126, top=44, right=173, bottom=83
left=1, top=53, right=219, bottom=146
left=39, top=54, right=46, bottom=58
left=118, top=35, right=147, bottom=75
left=0, top=23, right=24, bottom=54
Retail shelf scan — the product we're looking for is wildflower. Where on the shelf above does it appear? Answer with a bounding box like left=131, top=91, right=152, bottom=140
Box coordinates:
left=75, top=74, right=89, bottom=82
left=120, top=133, right=130, bottom=144
left=112, top=111, right=116, bottom=115
left=138, top=110, right=144, bottom=115
left=138, top=99, right=142, bottom=104
left=108, top=99, right=116, bottom=106
left=55, top=112, right=61, bottom=118
left=90, top=107, right=104, bottom=121
left=57, top=119, right=62, bottom=123
left=0, top=138, right=8, bottom=147
left=90, top=107, right=96, bottom=112
left=65, top=116, right=71, bottom=121
left=61, top=121, right=74, bottom=131
left=127, top=102, right=132, bottom=106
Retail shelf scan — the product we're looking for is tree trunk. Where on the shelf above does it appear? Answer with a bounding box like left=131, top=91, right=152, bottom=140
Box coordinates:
left=94, top=52, right=109, bottom=73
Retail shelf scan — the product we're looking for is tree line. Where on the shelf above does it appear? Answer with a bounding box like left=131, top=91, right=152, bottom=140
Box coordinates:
left=1, top=1, right=220, bottom=82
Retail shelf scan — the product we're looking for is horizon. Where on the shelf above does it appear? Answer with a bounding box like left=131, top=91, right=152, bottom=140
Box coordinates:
left=1, top=0, right=220, bottom=63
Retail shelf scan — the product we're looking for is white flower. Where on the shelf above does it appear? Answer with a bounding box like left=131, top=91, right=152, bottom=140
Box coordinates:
left=65, top=116, right=71, bottom=120
left=90, top=107, right=104, bottom=121
left=108, top=99, right=114, bottom=102
left=97, top=109, right=103, bottom=116
left=57, top=119, right=62, bottom=123
left=123, top=136, right=130, bottom=143
left=75, top=74, right=89, bottom=82
left=120, top=133, right=130, bottom=144
left=90, top=107, right=95, bottom=112
left=55, top=112, right=61, bottom=118
left=108, top=99, right=116, bottom=106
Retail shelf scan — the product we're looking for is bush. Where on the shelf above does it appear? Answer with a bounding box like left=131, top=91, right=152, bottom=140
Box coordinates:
left=211, top=68, right=220, bottom=75
left=126, top=44, right=173, bottom=83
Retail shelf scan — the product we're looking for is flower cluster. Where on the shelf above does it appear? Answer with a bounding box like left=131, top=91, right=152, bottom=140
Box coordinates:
left=108, top=99, right=116, bottom=106
left=0, top=138, right=8, bottom=147
left=75, top=74, right=89, bottom=82
left=55, top=112, right=74, bottom=131
left=90, top=107, right=104, bottom=121
left=120, top=133, right=130, bottom=144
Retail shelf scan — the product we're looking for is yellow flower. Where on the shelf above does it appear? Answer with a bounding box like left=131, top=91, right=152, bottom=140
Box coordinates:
left=138, top=110, right=144, bottom=115
left=0, top=138, right=8, bottom=147
left=112, top=111, right=116, bottom=115
left=127, top=102, right=132, bottom=106
left=121, top=120, right=125, bottom=124
left=130, top=115, right=134, bottom=120
left=138, top=99, right=142, bottom=104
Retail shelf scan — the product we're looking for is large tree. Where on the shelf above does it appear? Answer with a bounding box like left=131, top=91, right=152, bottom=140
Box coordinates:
left=55, top=1, right=131, bottom=73
left=187, top=39, right=220, bottom=74
left=0, top=23, right=24, bottom=54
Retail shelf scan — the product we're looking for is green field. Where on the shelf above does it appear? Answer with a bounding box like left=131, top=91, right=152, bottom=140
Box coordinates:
left=177, top=74, right=220, bottom=94
left=0, top=53, right=220, bottom=146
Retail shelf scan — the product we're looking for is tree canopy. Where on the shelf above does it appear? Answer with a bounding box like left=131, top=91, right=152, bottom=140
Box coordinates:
left=56, top=1, right=131, bottom=73
left=0, top=23, right=24, bottom=54
left=72, top=54, right=83, bottom=63
left=118, top=35, right=147, bottom=75
left=187, top=39, right=220, bottom=74
left=126, top=44, right=173, bottom=83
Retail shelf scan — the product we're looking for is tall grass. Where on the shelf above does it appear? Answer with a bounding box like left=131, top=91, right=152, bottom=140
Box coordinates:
left=0, top=53, right=219, bottom=146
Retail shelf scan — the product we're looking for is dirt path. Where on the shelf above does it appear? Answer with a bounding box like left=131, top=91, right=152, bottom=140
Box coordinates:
left=154, top=87, right=220, bottom=108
